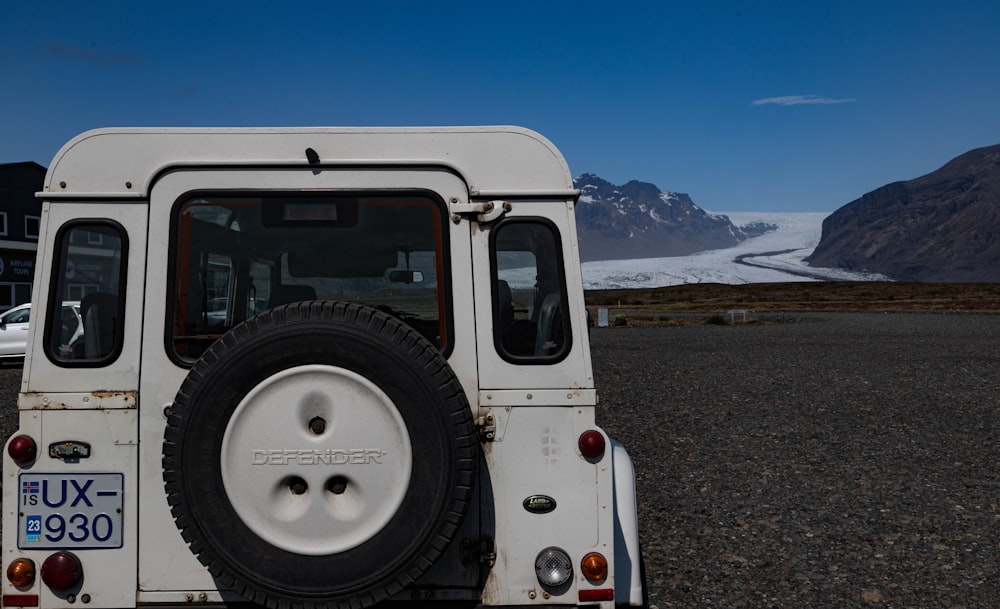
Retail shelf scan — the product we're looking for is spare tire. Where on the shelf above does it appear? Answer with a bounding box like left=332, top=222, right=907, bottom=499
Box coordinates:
left=163, top=301, right=477, bottom=609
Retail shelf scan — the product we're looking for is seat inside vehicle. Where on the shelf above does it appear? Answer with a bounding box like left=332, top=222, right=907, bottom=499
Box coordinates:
left=269, top=284, right=317, bottom=308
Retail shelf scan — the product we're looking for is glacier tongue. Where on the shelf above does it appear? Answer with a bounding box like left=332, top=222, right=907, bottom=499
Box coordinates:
left=581, top=211, right=890, bottom=290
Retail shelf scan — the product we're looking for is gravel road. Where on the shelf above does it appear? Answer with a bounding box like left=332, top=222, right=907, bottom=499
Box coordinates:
left=1, top=312, right=998, bottom=608
left=591, top=313, right=1000, bottom=608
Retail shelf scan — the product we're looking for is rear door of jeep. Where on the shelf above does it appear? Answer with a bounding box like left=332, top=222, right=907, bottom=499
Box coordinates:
left=17, top=200, right=147, bottom=608
left=137, top=167, right=480, bottom=599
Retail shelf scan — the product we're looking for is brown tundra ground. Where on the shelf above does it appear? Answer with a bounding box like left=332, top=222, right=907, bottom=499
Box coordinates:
left=585, top=281, right=1000, bottom=317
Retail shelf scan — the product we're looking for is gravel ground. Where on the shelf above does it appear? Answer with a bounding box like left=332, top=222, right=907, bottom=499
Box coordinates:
left=1, top=312, right=998, bottom=608
left=591, top=313, right=1000, bottom=609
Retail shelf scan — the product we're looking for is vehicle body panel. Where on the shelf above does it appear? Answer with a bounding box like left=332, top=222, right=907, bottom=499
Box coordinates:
left=2, top=127, right=644, bottom=609
left=0, top=304, right=31, bottom=358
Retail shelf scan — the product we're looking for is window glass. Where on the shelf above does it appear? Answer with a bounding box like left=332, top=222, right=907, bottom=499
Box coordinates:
left=171, top=194, right=449, bottom=362
left=14, top=284, right=30, bottom=305
left=491, top=220, right=571, bottom=362
left=47, top=223, right=127, bottom=364
left=2, top=307, right=29, bottom=324
left=25, top=216, right=40, bottom=240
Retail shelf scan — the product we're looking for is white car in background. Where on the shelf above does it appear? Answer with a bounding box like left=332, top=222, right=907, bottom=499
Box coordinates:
left=0, top=302, right=83, bottom=361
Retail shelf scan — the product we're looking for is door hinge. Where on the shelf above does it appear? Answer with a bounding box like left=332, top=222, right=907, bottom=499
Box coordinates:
left=462, top=536, right=497, bottom=567
left=475, top=411, right=497, bottom=442
left=450, top=200, right=510, bottom=224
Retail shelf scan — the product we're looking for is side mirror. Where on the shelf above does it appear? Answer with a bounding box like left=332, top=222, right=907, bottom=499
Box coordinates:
left=388, top=270, right=424, bottom=285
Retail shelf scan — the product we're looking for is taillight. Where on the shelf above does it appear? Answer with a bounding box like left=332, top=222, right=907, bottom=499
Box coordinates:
left=534, top=547, right=573, bottom=587
left=579, top=588, right=614, bottom=602
left=7, top=435, right=37, bottom=465
left=580, top=552, right=608, bottom=583
left=578, top=430, right=606, bottom=459
left=1, top=594, right=39, bottom=607
left=40, top=552, right=81, bottom=591
left=6, top=558, right=35, bottom=587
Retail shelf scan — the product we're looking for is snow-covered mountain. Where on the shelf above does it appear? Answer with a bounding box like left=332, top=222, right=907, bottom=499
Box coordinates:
left=581, top=211, right=890, bottom=290
left=574, top=174, right=775, bottom=261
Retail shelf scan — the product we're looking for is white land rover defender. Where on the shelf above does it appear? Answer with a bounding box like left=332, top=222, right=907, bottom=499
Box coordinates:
left=2, top=127, right=645, bottom=609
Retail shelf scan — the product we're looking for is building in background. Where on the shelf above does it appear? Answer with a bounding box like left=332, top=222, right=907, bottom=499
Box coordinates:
left=0, top=162, right=44, bottom=311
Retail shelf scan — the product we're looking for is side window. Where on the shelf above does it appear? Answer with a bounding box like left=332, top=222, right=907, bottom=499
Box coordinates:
left=491, top=219, right=571, bottom=363
left=46, top=222, right=127, bottom=365
left=1, top=308, right=29, bottom=324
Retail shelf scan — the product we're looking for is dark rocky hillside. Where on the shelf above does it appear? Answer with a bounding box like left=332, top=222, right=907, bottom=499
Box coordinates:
left=574, top=174, right=775, bottom=261
left=807, top=144, right=1000, bottom=281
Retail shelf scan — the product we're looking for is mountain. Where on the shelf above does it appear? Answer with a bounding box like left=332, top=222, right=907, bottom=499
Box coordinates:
left=807, top=144, right=1000, bottom=281
left=574, top=174, right=776, bottom=262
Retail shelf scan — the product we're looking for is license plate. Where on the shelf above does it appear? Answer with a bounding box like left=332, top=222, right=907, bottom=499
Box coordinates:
left=17, top=473, right=123, bottom=549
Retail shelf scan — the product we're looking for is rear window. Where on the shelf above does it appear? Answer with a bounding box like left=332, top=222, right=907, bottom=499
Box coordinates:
left=170, top=193, right=450, bottom=362
left=45, top=222, right=128, bottom=366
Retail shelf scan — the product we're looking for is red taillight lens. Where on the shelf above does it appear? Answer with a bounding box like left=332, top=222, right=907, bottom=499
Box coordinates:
left=579, top=588, right=614, bottom=602
left=1, top=594, right=39, bottom=607
left=40, top=552, right=80, bottom=591
left=7, top=435, right=37, bottom=465
left=6, top=558, right=36, bottom=587
left=578, top=430, right=606, bottom=459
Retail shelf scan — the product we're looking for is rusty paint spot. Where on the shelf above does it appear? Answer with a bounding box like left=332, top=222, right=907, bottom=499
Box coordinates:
left=30, top=403, right=71, bottom=410
left=92, top=390, right=134, bottom=399
left=19, top=390, right=137, bottom=410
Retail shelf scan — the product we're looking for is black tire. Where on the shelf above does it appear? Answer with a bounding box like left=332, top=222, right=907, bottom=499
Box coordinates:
left=163, top=301, right=477, bottom=609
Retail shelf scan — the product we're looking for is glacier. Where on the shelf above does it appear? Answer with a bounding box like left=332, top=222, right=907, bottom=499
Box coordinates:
left=581, top=211, right=890, bottom=290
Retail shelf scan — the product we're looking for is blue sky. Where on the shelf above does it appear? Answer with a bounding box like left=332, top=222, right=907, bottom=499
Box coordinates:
left=2, top=1, right=998, bottom=212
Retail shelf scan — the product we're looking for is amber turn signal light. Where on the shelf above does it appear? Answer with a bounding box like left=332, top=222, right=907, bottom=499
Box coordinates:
left=580, top=552, right=608, bottom=583
left=6, top=558, right=36, bottom=587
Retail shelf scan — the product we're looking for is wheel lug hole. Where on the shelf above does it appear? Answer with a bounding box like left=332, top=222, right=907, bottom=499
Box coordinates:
left=308, top=416, right=327, bottom=435
left=327, top=476, right=348, bottom=495
left=287, top=476, right=308, bottom=495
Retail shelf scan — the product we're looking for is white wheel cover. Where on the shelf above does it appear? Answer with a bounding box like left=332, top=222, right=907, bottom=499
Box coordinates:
left=221, top=365, right=413, bottom=555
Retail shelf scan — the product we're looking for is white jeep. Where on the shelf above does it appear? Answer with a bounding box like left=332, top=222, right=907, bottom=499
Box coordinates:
left=2, top=127, right=645, bottom=609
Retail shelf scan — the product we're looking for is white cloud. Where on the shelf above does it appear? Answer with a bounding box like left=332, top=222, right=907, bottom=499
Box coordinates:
left=752, top=94, right=856, bottom=106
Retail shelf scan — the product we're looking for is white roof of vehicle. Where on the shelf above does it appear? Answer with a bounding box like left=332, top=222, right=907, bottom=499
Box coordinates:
left=42, top=126, right=578, bottom=199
